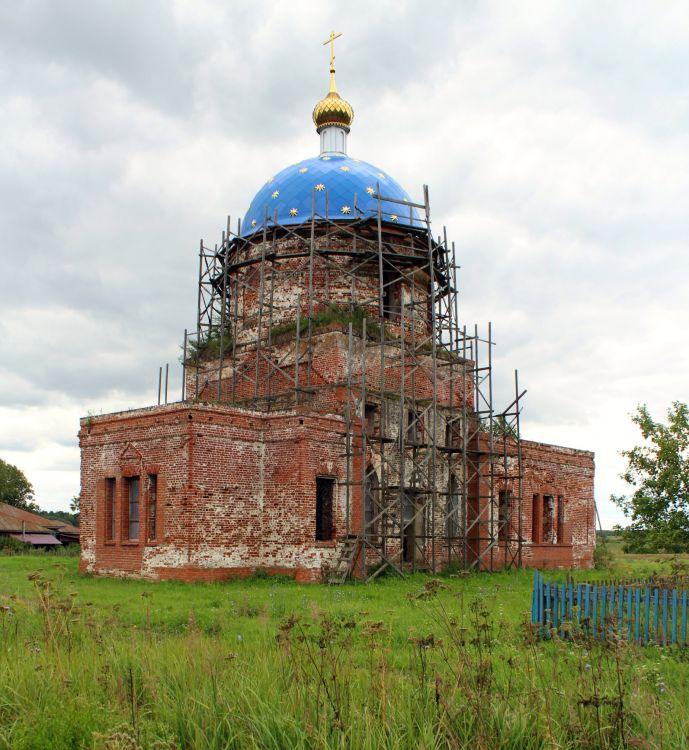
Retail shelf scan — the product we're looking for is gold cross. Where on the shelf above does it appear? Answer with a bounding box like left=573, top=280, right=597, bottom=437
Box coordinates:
left=323, top=31, right=342, bottom=70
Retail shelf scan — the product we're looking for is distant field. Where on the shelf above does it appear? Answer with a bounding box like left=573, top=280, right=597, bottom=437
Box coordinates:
left=1, top=551, right=688, bottom=749
left=599, top=535, right=689, bottom=569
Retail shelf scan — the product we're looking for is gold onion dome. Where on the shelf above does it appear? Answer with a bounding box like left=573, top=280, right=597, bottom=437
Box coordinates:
left=312, top=74, right=354, bottom=131
left=313, top=32, right=354, bottom=132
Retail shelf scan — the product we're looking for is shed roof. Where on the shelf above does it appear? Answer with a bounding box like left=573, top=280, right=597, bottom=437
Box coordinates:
left=9, top=533, right=61, bottom=546
left=0, top=503, right=79, bottom=536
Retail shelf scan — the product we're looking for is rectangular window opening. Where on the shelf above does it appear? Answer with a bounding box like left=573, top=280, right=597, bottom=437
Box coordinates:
left=531, top=494, right=540, bottom=544
left=407, top=409, right=422, bottom=444
left=402, top=493, right=416, bottom=563
left=447, top=477, right=461, bottom=539
left=382, top=270, right=401, bottom=319
left=445, top=418, right=462, bottom=449
left=105, top=478, right=116, bottom=542
left=364, top=403, right=380, bottom=437
left=557, top=495, right=565, bottom=543
left=126, top=476, right=140, bottom=541
left=147, top=474, right=158, bottom=541
left=498, top=490, right=511, bottom=542
left=315, top=477, right=335, bottom=541
left=543, top=495, right=555, bottom=544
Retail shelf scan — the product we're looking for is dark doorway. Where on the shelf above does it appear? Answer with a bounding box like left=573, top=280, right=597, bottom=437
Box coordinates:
left=316, top=477, right=335, bottom=541
left=498, top=490, right=511, bottom=543
left=402, top=493, right=415, bottom=563
left=447, top=476, right=460, bottom=539
left=364, top=468, right=379, bottom=536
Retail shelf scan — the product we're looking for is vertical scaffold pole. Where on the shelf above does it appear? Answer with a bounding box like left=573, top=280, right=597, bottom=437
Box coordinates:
left=182, top=329, right=188, bottom=402
left=515, top=369, right=524, bottom=568
left=217, top=221, right=230, bottom=402
left=424, top=185, right=438, bottom=573
left=346, top=322, right=353, bottom=536
left=195, top=239, right=203, bottom=401
left=254, top=212, right=268, bottom=401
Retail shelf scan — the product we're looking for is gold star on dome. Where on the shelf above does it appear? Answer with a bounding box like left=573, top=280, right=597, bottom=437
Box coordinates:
left=390, top=214, right=398, bottom=222
left=340, top=165, right=350, bottom=172
left=353, top=159, right=361, bottom=163
left=298, top=167, right=308, bottom=173
left=267, top=177, right=273, bottom=184
left=315, top=183, right=325, bottom=191
left=321, top=155, right=331, bottom=161
left=251, top=219, right=257, bottom=228
left=366, top=186, right=374, bottom=195
left=289, top=207, right=298, bottom=216
left=341, top=205, right=351, bottom=215
left=271, top=190, right=279, bottom=199
left=377, top=172, right=386, bottom=179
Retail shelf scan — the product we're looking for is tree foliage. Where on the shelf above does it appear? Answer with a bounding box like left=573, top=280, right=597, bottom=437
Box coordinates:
left=69, top=494, right=80, bottom=525
left=41, top=509, right=79, bottom=527
left=481, top=414, right=518, bottom=440
left=612, top=402, right=689, bottom=553
left=0, top=458, right=38, bottom=512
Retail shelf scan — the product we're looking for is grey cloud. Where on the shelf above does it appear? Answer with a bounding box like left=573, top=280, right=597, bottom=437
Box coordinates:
left=0, top=0, right=193, bottom=114
left=1, top=0, right=688, bottom=522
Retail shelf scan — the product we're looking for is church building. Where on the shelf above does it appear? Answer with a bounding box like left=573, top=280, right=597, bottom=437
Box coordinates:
left=79, top=36, right=595, bottom=582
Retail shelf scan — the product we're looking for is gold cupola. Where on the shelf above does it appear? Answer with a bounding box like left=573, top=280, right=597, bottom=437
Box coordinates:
left=312, top=72, right=354, bottom=132
left=313, top=32, right=354, bottom=145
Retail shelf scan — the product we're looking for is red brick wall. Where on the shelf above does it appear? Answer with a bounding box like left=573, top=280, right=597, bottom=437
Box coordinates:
left=80, top=404, right=348, bottom=581
left=193, top=327, right=472, bottom=413
left=519, top=440, right=595, bottom=569
left=81, top=404, right=595, bottom=579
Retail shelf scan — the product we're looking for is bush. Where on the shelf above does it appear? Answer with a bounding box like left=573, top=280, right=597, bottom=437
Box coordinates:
left=0, top=537, right=79, bottom=556
left=0, top=535, right=31, bottom=553
left=593, top=541, right=613, bottom=569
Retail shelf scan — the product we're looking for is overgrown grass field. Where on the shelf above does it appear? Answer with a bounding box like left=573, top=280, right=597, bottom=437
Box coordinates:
left=1, top=549, right=688, bottom=749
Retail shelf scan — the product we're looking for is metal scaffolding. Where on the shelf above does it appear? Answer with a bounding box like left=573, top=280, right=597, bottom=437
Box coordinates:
left=184, top=183, right=526, bottom=580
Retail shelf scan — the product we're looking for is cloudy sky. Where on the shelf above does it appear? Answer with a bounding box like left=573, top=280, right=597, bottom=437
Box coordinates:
left=1, top=0, right=687, bottom=526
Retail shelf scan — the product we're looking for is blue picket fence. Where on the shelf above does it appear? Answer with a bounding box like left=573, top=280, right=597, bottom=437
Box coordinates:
left=531, top=570, right=689, bottom=646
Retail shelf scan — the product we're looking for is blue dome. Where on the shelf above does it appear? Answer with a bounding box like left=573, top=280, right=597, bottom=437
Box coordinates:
left=241, top=154, right=423, bottom=236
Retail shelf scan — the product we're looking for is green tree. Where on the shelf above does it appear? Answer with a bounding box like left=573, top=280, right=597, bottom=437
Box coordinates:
left=41, top=509, right=79, bottom=527
left=481, top=414, right=518, bottom=440
left=69, top=494, right=80, bottom=525
left=0, top=458, right=39, bottom=512
left=612, top=402, right=689, bottom=553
